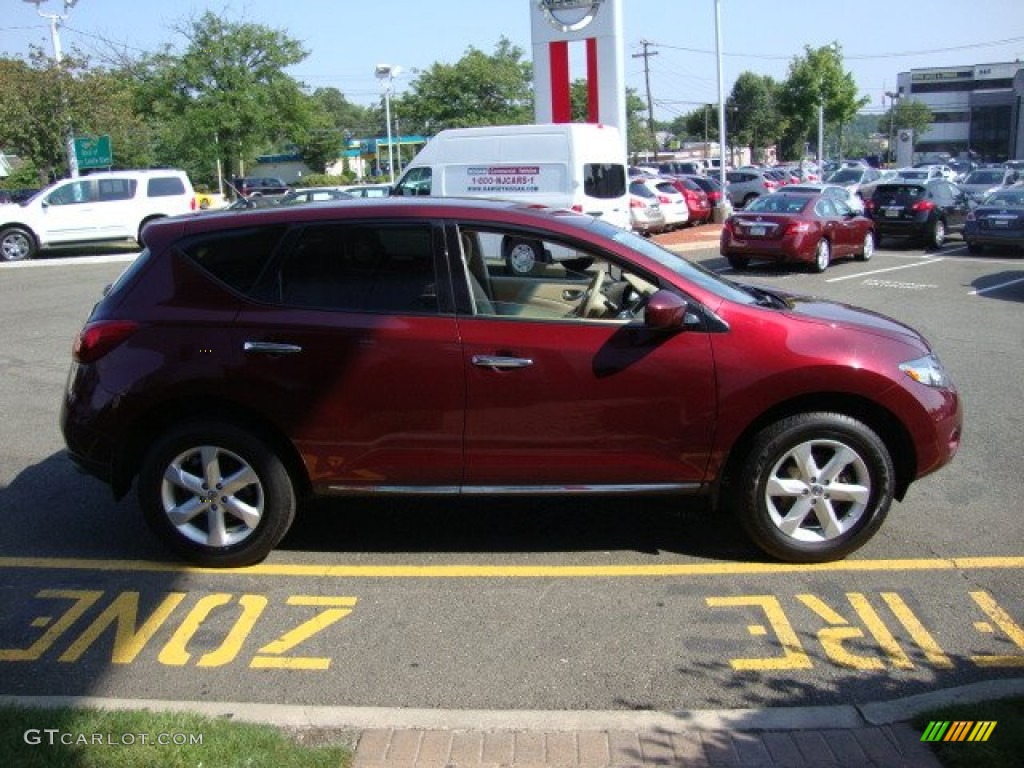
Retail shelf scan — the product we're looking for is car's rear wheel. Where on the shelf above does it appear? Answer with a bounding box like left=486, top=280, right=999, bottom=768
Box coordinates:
left=812, top=238, right=831, bottom=272
left=856, top=231, right=875, bottom=261
left=729, top=413, right=894, bottom=563
left=966, top=240, right=983, bottom=255
left=726, top=254, right=749, bottom=270
left=0, top=226, right=37, bottom=261
left=138, top=422, right=296, bottom=567
left=926, top=218, right=946, bottom=250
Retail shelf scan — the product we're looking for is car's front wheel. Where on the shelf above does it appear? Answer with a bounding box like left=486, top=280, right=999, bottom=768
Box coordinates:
left=138, top=422, right=296, bottom=567
left=0, top=226, right=37, bottom=261
left=729, top=413, right=894, bottom=563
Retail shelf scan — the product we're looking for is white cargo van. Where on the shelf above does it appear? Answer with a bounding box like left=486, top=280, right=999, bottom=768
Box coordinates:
left=392, top=123, right=629, bottom=274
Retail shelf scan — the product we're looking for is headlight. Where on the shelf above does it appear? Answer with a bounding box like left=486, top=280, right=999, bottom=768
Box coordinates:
left=899, top=354, right=952, bottom=388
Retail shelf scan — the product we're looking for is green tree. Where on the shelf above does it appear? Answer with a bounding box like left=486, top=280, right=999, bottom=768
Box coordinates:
left=778, top=44, right=868, bottom=160
left=0, top=51, right=146, bottom=181
left=133, top=11, right=312, bottom=186
left=878, top=99, right=934, bottom=140
left=728, top=72, right=783, bottom=163
left=395, top=37, right=533, bottom=134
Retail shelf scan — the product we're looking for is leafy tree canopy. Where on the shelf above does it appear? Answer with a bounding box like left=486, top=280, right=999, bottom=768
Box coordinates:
left=395, top=37, right=533, bottom=134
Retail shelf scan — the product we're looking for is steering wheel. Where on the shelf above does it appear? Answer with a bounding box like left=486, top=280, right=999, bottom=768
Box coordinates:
left=577, top=270, right=607, bottom=318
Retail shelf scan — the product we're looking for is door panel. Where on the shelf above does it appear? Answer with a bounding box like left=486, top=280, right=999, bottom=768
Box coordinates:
left=459, top=316, right=716, bottom=487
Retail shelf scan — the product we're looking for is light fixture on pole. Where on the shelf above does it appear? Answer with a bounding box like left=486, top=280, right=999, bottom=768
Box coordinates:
left=375, top=64, right=401, bottom=184
left=23, top=0, right=81, bottom=177
left=713, top=0, right=727, bottom=192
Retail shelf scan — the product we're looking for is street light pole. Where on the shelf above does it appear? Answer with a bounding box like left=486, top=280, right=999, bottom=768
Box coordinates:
left=885, top=91, right=900, bottom=167
left=23, top=0, right=80, bottom=177
left=375, top=64, right=401, bottom=184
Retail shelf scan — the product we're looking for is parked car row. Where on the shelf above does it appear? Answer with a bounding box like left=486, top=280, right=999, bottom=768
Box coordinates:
left=721, top=173, right=1024, bottom=271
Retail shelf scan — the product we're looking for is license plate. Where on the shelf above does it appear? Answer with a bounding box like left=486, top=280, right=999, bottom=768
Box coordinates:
left=885, top=209, right=900, bottom=218
left=749, top=226, right=766, bottom=236
left=992, top=219, right=1009, bottom=227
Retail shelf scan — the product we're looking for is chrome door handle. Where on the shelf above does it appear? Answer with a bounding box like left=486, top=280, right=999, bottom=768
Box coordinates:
left=471, top=355, right=533, bottom=370
left=244, top=341, right=303, bottom=355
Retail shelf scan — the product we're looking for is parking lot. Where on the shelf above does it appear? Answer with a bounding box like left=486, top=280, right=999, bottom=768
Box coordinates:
left=0, top=233, right=1021, bottom=712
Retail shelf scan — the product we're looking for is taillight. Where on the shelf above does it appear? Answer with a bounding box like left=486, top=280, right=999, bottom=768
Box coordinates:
left=571, top=204, right=583, bottom=213
left=190, top=196, right=197, bottom=211
left=786, top=221, right=812, bottom=234
left=630, top=198, right=645, bottom=208
left=912, top=200, right=936, bottom=212
left=764, top=180, right=778, bottom=189
left=658, top=195, right=671, bottom=204
left=864, top=199, right=876, bottom=213
left=966, top=210, right=976, bottom=221
left=73, top=320, right=140, bottom=364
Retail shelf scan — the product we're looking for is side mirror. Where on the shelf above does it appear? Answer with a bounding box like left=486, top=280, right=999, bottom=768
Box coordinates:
left=644, top=289, right=689, bottom=330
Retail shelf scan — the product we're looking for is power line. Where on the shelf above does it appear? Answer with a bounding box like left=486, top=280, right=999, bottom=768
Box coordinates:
left=648, top=35, right=1024, bottom=62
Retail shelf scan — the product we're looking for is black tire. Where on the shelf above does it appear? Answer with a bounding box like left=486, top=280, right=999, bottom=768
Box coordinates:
left=966, top=240, right=983, bottom=255
left=811, top=238, right=831, bottom=273
left=925, top=218, right=946, bottom=250
left=726, top=254, right=749, bottom=270
left=502, top=237, right=544, bottom=276
left=0, top=225, right=37, bottom=261
left=855, top=231, right=875, bottom=262
left=727, top=413, right=894, bottom=563
left=138, top=422, right=296, bottom=567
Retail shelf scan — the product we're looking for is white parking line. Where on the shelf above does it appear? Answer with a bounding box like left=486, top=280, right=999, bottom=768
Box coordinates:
left=0, top=253, right=137, bottom=269
left=825, top=258, right=946, bottom=283
left=971, top=275, right=1024, bottom=295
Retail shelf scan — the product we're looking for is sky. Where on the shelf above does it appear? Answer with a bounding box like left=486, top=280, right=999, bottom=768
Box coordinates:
left=3, top=0, right=1024, bottom=125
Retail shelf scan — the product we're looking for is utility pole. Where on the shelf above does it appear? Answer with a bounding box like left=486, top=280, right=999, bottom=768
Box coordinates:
left=632, top=40, right=659, bottom=160
left=23, top=0, right=80, bottom=177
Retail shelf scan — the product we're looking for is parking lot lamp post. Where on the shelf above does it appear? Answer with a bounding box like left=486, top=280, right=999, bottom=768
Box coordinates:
left=885, top=91, right=900, bottom=167
left=23, top=0, right=80, bottom=177
left=375, top=64, right=401, bottom=184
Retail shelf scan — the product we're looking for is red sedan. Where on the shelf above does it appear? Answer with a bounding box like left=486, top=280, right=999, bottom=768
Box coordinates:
left=668, top=176, right=712, bottom=225
left=721, top=191, right=876, bottom=272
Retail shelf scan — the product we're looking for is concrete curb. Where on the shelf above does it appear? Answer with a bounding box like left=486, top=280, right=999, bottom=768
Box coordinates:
left=3, top=678, right=1020, bottom=734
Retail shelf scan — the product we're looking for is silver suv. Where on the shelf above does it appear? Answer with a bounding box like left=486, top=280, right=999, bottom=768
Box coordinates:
left=0, top=169, right=196, bottom=261
left=725, top=169, right=777, bottom=208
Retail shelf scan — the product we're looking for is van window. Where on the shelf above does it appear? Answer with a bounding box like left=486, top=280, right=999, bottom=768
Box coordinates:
left=583, top=164, right=625, bottom=199
left=98, top=178, right=136, bottom=201
left=148, top=176, right=187, bottom=197
left=394, top=167, right=432, bottom=197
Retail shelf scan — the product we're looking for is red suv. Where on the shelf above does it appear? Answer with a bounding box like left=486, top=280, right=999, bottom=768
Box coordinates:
left=61, top=198, right=962, bottom=567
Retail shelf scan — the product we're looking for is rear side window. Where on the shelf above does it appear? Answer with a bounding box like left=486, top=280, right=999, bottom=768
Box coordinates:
left=583, top=163, right=626, bottom=199
left=277, top=223, right=438, bottom=315
left=181, top=226, right=288, bottom=295
left=98, top=178, right=137, bottom=201
left=148, top=176, right=187, bottom=197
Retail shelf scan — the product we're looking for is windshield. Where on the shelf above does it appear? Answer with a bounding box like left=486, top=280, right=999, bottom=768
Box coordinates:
left=828, top=169, right=862, bottom=183
left=965, top=171, right=1004, bottom=185
left=590, top=219, right=756, bottom=306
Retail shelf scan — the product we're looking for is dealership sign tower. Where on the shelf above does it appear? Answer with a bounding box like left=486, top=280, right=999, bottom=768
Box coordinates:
left=530, top=0, right=626, bottom=139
